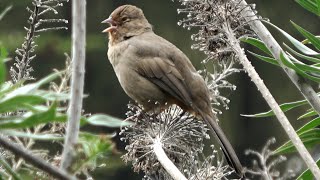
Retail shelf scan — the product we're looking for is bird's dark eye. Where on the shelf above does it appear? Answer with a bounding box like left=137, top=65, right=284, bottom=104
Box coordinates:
left=121, top=16, right=129, bottom=22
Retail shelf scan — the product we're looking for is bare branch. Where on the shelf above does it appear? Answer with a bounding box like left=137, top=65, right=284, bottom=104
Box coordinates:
left=0, top=136, right=75, bottom=180
left=60, top=0, right=86, bottom=171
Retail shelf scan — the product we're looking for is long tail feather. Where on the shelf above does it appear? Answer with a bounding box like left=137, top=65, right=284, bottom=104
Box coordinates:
left=202, top=114, right=243, bottom=177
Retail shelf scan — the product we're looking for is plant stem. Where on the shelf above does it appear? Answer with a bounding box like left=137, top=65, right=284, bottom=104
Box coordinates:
left=60, top=0, right=86, bottom=171
left=0, top=136, right=75, bottom=180
left=240, top=0, right=320, bottom=115
left=0, top=5, right=12, bottom=21
left=153, top=138, right=187, bottom=180
left=223, top=20, right=320, bottom=178
left=0, top=156, right=21, bottom=180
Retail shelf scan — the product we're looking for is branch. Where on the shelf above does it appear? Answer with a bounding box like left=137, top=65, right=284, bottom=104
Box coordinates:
left=153, top=138, right=187, bottom=180
left=240, top=0, right=320, bottom=115
left=0, top=136, right=75, bottom=180
left=60, top=0, right=86, bottom=171
left=224, top=22, right=320, bottom=179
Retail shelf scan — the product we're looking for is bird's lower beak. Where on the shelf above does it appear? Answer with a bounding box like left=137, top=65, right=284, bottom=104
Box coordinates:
left=101, top=17, right=117, bottom=33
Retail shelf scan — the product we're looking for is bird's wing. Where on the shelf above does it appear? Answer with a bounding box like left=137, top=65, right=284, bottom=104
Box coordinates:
left=136, top=57, right=193, bottom=107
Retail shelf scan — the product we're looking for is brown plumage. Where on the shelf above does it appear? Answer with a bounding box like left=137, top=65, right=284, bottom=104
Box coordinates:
left=102, top=5, right=243, bottom=177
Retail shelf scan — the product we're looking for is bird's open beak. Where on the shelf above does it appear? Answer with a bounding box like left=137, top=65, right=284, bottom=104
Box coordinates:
left=101, top=17, right=117, bottom=33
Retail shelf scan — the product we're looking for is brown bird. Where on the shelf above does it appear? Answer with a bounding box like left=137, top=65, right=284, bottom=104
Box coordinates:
left=102, top=5, right=243, bottom=177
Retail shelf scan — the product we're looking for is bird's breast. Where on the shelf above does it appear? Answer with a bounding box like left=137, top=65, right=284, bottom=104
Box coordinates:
left=107, top=41, right=130, bottom=67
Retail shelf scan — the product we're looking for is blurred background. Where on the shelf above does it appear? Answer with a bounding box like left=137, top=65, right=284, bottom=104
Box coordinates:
left=0, top=0, right=319, bottom=179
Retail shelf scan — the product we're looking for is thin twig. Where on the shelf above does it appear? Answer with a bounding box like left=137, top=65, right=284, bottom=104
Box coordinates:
left=240, top=0, right=320, bottom=115
left=60, top=0, right=86, bottom=171
left=0, top=136, right=75, bottom=180
left=0, top=5, right=12, bottom=21
left=153, top=138, right=187, bottom=180
left=224, top=17, right=320, bottom=179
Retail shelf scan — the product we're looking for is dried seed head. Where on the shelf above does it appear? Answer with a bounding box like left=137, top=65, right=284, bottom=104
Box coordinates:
left=177, top=0, right=257, bottom=61
left=120, top=103, right=209, bottom=175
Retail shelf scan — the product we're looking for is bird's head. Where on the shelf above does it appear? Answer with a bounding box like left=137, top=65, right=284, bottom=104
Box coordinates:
left=102, top=5, right=152, bottom=43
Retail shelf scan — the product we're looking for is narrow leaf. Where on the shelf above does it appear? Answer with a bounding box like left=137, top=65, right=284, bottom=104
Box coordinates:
left=284, top=43, right=320, bottom=63
left=241, top=99, right=308, bottom=118
left=240, top=37, right=273, bottom=56
left=297, top=158, right=320, bottom=180
left=297, top=117, right=320, bottom=134
left=0, top=104, right=66, bottom=129
left=0, top=130, right=63, bottom=141
left=0, top=95, right=45, bottom=113
left=248, top=51, right=279, bottom=66
left=291, top=21, right=320, bottom=51
left=298, top=110, right=318, bottom=120
left=3, top=71, right=62, bottom=101
left=274, top=128, right=320, bottom=154
left=0, top=46, right=7, bottom=85
left=280, top=52, right=320, bottom=82
left=295, top=0, right=319, bottom=15
left=86, top=114, right=132, bottom=128
left=265, top=21, right=320, bottom=56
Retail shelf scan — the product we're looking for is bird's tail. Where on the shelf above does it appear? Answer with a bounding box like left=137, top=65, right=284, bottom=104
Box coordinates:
left=202, top=113, right=243, bottom=177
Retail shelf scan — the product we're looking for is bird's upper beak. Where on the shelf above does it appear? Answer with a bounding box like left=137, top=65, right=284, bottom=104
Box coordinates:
left=101, top=17, right=117, bottom=33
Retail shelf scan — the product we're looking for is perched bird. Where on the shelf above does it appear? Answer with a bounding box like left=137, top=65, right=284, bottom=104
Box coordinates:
left=102, top=5, right=243, bottom=177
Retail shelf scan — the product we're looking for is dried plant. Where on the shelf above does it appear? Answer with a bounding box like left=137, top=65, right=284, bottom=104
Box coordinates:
left=176, top=0, right=255, bottom=62
left=120, top=103, right=235, bottom=179
left=185, top=145, right=232, bottom=180
left=201, top=60, right=240, bottom=114
left=10, top=0, right=69, bottom=83
left=245, top=138, right=297, bottom=180
left=5, top=54, right=71, bottom=179
left=121, top=104, right=209, bottom=173
left=175, top=0, right=253, bottom=113
left=1, top=1, right=70, bottom=178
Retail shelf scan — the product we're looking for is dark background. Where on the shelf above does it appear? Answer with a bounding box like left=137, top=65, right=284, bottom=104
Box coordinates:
left=0, top=0, right=319, bottom=179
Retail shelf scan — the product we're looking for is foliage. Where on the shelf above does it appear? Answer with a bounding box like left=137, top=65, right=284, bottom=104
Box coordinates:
left=242, top=0, right=320, bottom=178
left=0, top=1, right=128, bottom=179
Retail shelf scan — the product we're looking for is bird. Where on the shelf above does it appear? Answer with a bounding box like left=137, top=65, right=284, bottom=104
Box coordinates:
left=102, top=5, right=243, bottom=177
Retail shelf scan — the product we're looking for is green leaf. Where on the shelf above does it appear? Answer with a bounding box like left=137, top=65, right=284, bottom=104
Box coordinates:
left=0, top=130, right=63, bottom=141
left=0, top=104, right=66, bottom=129
left=318, top=0, right=320, bottom=15
left=0, top=95, right=45, bottom=113
left=274, top=128, right=320, bottom=154
left=280, top=52, right=320, bottom=82
left=295, top=0, right=320, bottom=16
left=85, top=114, right=132, bottom=128
left=248, top=51, right=279, bottom=66
left=0, top=46, right=8, bottom=85
left=265, top=21, right=320, bottom=56
left=297, top=158, right=320, bottom=180
left=241, top=99, right=308, bottom=118
left=284, top=43, right=320, bottom=63
left=2, top=71, right=62, bottom=101
left=71, top=132, right=114, bottom=173
left=298, top=110, right=318, bottom=120
left=290, top=57, right=320, bottom=73
left=240, top=37, right=273, bottom=56
left=32, top=90, right=70, bottom=101
left=0, top=81, right=25, bottom=99
left=291, top=21, right=320, bottom=51
left=297, top=117, right=320, bottom=134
